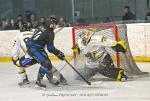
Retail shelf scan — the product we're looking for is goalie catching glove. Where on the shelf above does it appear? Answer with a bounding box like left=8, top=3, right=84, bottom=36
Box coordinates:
left=111, top=40, right=127, bottom=53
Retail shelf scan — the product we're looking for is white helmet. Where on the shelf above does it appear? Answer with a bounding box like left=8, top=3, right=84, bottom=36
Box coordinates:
left=81, top=30, right=92, bottom=46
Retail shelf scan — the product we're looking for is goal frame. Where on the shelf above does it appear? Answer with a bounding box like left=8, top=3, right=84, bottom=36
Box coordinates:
left=71, top=24, right=149, bottom=76
left=72, top=24, right=121, bottom=67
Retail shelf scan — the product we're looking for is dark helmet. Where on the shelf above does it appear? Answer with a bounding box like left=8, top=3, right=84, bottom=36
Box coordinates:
left=48, top=17, right=58, bottom=25
left=19, top=22, right=32, bottom=32
left=26, top=22, right=33, bottom=31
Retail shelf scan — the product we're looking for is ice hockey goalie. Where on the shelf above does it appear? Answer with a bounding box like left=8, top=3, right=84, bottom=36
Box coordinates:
left=73, top=29, right=127, bottom=82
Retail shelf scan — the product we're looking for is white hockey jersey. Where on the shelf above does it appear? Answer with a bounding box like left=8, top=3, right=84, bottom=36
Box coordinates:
left=78, top=34, right=115, bottom=55
left=77, top=31, right=115, bottom=68
left=12, top=31, right=34, bottom=60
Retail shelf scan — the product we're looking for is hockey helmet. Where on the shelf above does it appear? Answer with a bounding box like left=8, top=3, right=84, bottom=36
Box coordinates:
left=48, top=17, right=58, bottom=25
left=81, top=30, right=92, bottom=46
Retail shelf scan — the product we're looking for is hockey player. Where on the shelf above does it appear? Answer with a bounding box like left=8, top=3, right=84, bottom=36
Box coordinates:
left=73, top=30, right=127, bottom=81
left=25, top=17, right=66, bottom=87
left=12, top=22, right=67, bottom=87
left=12, top=25, right=34, bottom=86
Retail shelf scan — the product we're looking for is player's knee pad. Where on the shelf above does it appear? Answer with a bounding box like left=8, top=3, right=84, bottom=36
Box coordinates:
left=41, top=60, right=52, bottom=70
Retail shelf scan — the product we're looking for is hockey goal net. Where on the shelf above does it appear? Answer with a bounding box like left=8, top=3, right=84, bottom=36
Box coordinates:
left=72, top=24, right=148, bottom=77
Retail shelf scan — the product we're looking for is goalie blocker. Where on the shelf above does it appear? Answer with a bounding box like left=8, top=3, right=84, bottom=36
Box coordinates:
left=111, top=40, right=127, bottom=53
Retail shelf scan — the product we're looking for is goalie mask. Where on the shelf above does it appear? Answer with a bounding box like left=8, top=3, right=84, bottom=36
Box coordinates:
left=81, top=30, right=93, bottom=46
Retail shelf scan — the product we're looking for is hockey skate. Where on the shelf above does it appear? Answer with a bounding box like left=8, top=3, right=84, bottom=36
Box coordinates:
left=35, top=73, right=46, bottom=88
left=117, top=69, right=127, bottom=82
left=18, top=75, right=30, bottom=86
left=47, top=75, right=60, bottom=86
left=59, top=74, right=68, bottom=85
left=35, top=80, right=46, bottom=88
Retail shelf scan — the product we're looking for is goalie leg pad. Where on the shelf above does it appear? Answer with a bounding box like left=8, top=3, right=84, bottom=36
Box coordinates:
left=97, top=67, right=127, bottom=81
left=99, top=53, right=114, bottom=68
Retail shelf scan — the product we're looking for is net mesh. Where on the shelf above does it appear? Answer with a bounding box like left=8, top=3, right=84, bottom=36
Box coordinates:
left=72, top=24, right=149, bottom=77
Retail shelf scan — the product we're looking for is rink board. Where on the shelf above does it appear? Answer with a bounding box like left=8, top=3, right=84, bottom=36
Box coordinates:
left=1, top=23, right=150, bottom=62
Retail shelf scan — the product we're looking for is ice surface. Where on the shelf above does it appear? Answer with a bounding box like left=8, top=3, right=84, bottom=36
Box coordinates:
left=0, top=62, right=150, bottom=101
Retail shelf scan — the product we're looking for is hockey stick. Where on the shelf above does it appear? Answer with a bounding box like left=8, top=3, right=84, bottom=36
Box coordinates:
left=56, top=56, right=74, bottom=73
left=65, top=59, right=91, bottom=85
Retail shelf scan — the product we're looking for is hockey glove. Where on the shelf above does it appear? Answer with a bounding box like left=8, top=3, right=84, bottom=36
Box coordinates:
left=57, top=51, right=65, bottom=60
left=111, top=40, right=127, bottom=53
left=72, top=44, right=80, bottom=55
left=12, top=57, right=21, bottom=67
